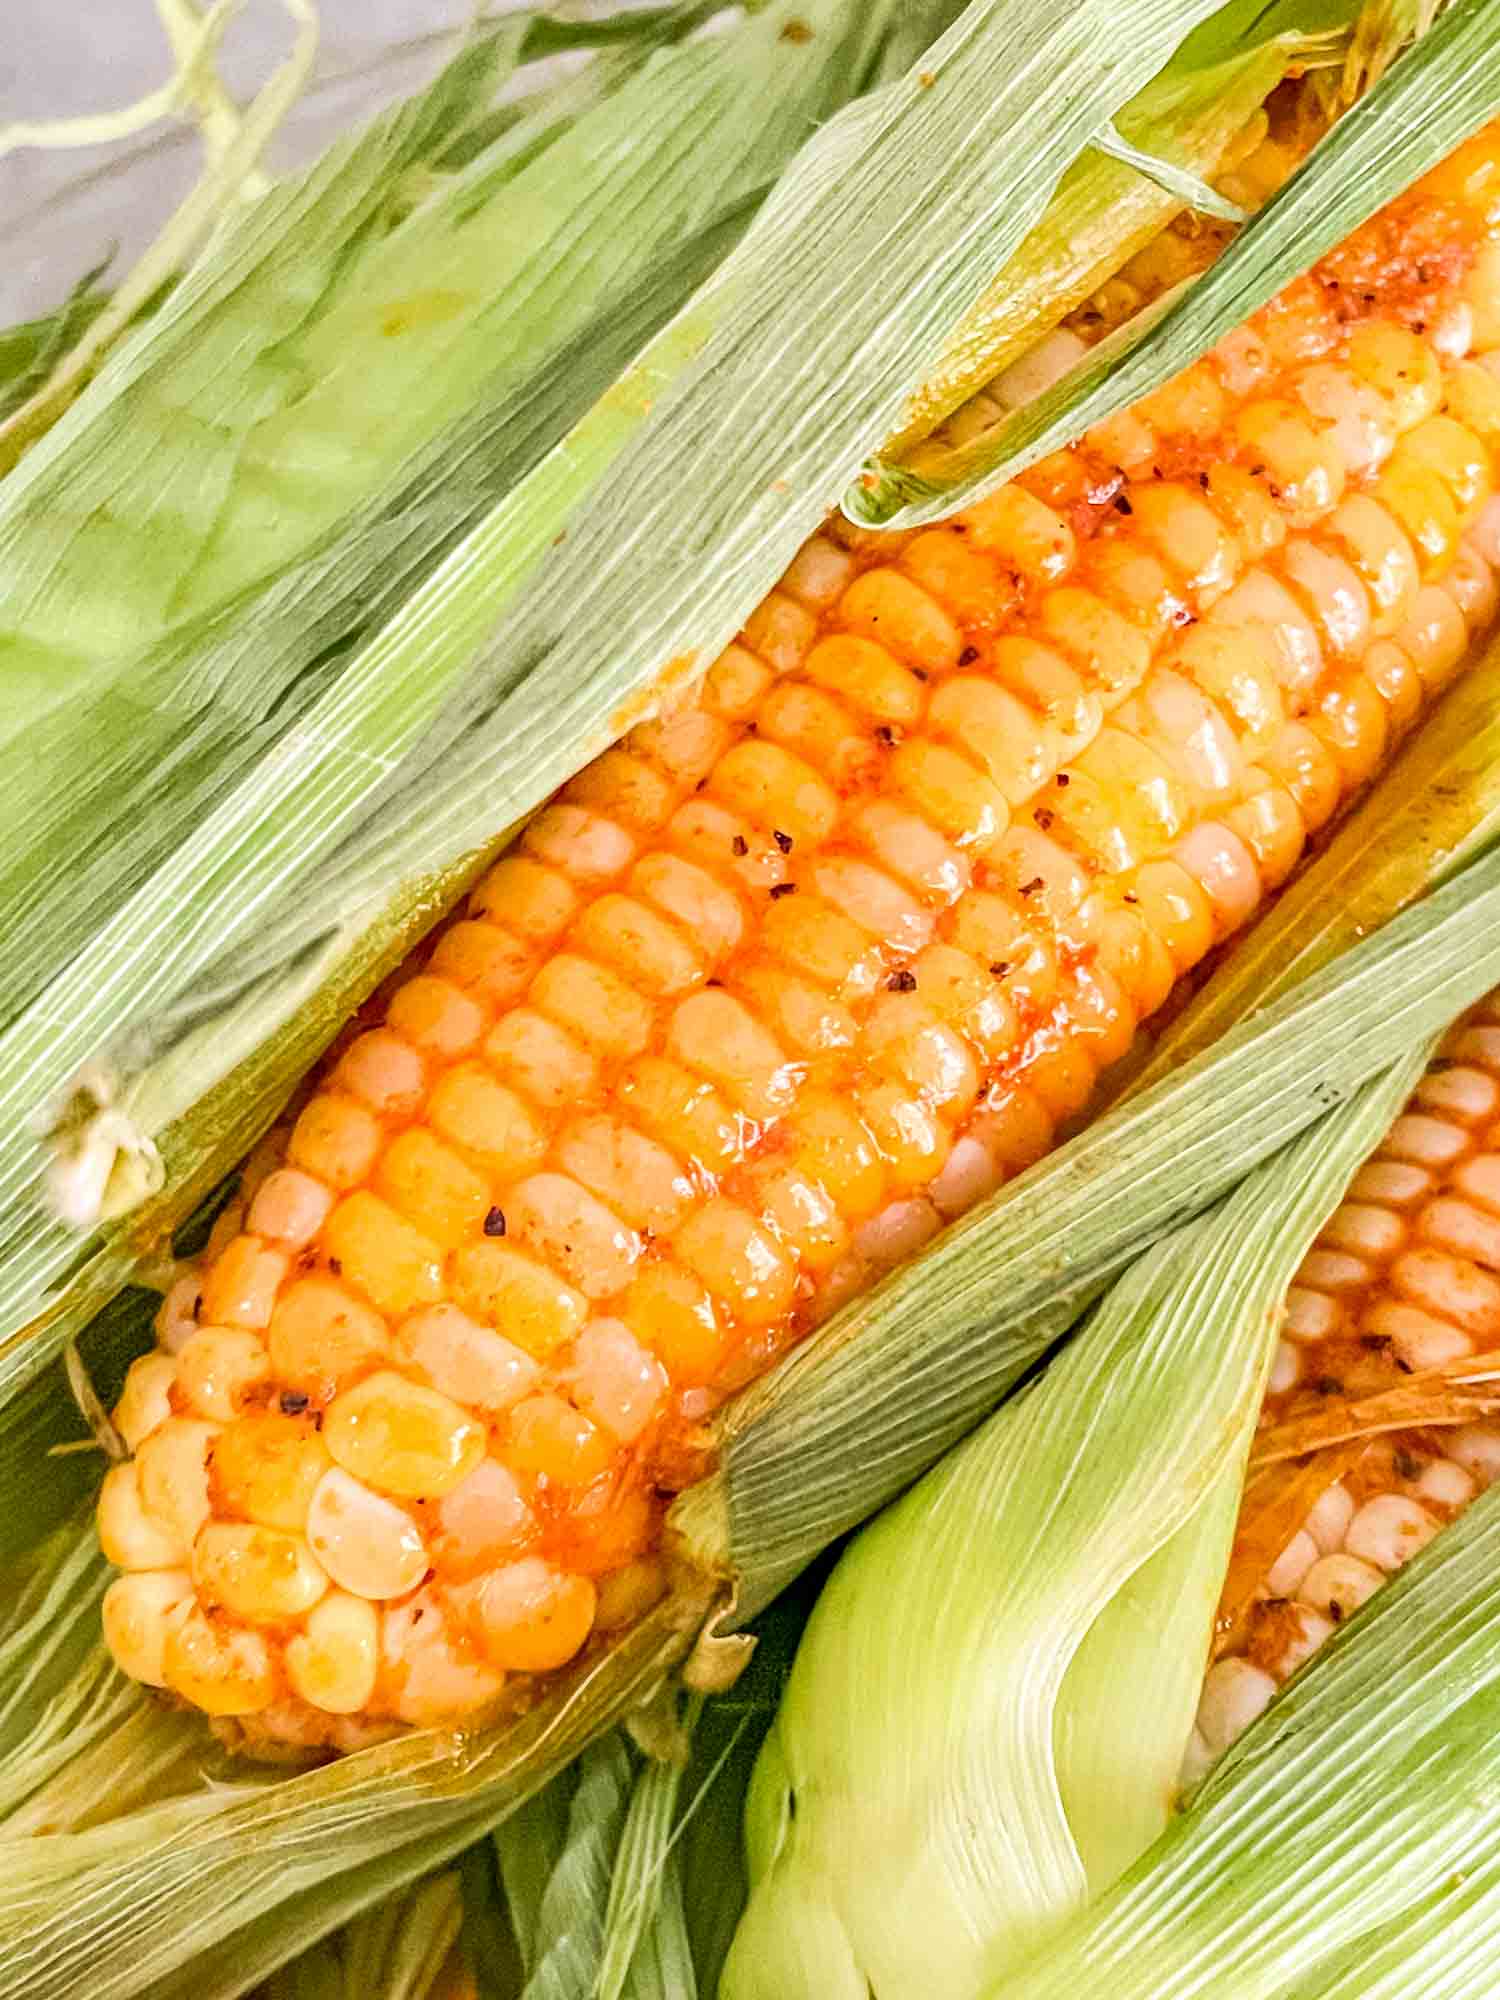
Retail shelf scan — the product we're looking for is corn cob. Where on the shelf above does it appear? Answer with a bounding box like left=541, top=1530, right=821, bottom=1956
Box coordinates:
left=98, top=131, right=1500, bottom=1754
left=1188, top=982, right=1500, bottom=1776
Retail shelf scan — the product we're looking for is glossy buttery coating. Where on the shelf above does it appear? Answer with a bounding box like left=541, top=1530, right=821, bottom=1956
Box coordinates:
left=1190, top=986, right=1500, bottom=1777
left=99, top=131, right=1500, bottom=1753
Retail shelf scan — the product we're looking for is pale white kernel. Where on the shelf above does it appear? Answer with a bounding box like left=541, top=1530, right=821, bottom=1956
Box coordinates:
left=1196, top=1658, right=1277, bottom=1755
left=1344, top=1494, right=1439, bottom=1573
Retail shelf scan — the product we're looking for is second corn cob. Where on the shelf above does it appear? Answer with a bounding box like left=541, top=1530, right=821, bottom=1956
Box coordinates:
left=98, top=129, right=1500, bottom=1754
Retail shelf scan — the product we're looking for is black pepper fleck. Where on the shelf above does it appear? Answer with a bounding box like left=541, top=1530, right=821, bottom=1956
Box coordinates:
left=875, top=725, right=897, bottom=746
left=1113, top=493, right=1133, bottom=515
left=770, top=882, right=797, bottom=900
left=1314, top=1375, right=1342, bottom=1397
left=327, top=1258, right=342, bottom=1277
left=484, top=1207, right=507, bottom=1237
left=989, top=960, right=1011, bottom=978
left=1055, top=773, right=1070, bottom=788
left=279, top=1390, right=310, bottom=1415
left=773, top=829, right=793, bottom=854
left=1034, top=807, right=1054, bottom=831
left=959, top=645, right=981, bottom=666
left=732, top=834, right=749, bottom=856
left=887, top=968, right=918, bottom=993
left=1019, top=876, right=1044, bottom=897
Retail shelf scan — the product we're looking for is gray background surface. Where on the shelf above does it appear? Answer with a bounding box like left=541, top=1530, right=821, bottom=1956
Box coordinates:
left=1, top=2, right=481, bottom=320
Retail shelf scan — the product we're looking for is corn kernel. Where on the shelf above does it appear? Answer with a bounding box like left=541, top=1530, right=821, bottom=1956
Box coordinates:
left=505, top=1393, right=615, bottom=1487
left=212, top=1413, right=332, bottom=1532
left=324, top=1370, right=486, bottom=1499
left=960, top=483, right=1075, bottom=580
left=449, top=1240, right=588, bottom=1357
left=428, top=921, right=534, bottom=1005
left=709, top=739, right=840, bottom=846
left=333, top=1029, right=425, bottom=1116
left=462, top=1557, right=597, bottom=1672
left=668, top=988, right=795, bottom=1120
left=630, top=852, right=745, bottom=965
left=176, top=1325, right=272, bottom=1423
left=471, top=856, right=577, bottom=941
left=803, top=634, right=924, bottom=725
left=622, top=1262, right=727, bottom=1385
left=505, top=1172, right=642, bottom=1300
left=267, top=1278, right=390, bottom=1400
left=427, top=1062, right=548, bottom=1179
left=570, top=893, right=704, bottom=997
left=307, top=1467, right=429, bottom=1600
left=397, top=1304, right=538, bottom=1413
left=430, top=1458, right=535, bottom=1576
left=288, top=1094, right=381, bottom=1190
left=248, top=1167, right=333, bottom=1249
left=617, top=1057, right=743, bottom=1174
left=840, top=567, right=962, bottom=669
left=113, top=1351, right=176, bottom=1452
left=375, top=1128, right=491, bottom=1249
left=386, top=975, right=486, bottom=1058
left=554, top=1116, right=694, bottom=1235
left=136, top=1417, right=220, bottom=1552
left=200, top=1235, right=287, bottom=1331
left=98, top=1460, right=185, bottom=1570
left=163, top=1606, right=275, bottom=1716
left=529, top=953, right=656, bottom=1061
left=193, top=1522, right=329, bottom=1622
left=484, top=1007, right=599, bottom=1109
left=565, top=748, right=678, bottom=831
left=102, top=1570, right=193, bottom=1688
left=286, top=1591, right=380, bottom=1714
left=523, top=802, right=636, bottom=882
left=323, top=1191, right=444, bottom=1318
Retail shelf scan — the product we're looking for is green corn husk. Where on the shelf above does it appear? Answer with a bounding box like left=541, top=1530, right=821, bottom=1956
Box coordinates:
left=719, top=1053, right=1426, bottom=1999
left=987, top=1467, right=1500, bottom=1999
left=258, top=1869, right=464, bottom=2000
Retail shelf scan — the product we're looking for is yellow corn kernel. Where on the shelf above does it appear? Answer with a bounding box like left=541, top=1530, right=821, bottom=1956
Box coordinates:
left=200, top=1235, right=288, bottom=1331
left=1347, top=322, right=1445, bottom=430
left=471, top=856, right=578, bottom=941
left=114, top=1351, right=176, bottom=1453
left=839, top=567, right=962, bottom=669
left=975, top=1087, right=1055, bottom=1177
left=1234, top=398, right=1346, bottom=524
left=803, top=634, right=924, bottom=725
left=788, top=1091, right=887, bottom=1220
left=428, top=920, right=534, bottom=1006
left=992, top=638, right=1100, bottom=756
left=102, top=1570, right=193, bottom=1688
left=960, top=483, right=1076, bottom=581
left=623, top=1261, right=727, bottom=1386
left=1087, top=902, right=1178, bottom=1020
left=333, top=1029, right=426, bottom=1116
left=850, top=800, right=968, bottom=908
left=854, top=1079, right=947, bottom=1192
left=1139, top=359, right=1226, bottom=440
left=1173, top=626, right=1286, bottom=749
left=1311, top=666, right=1390, bottom=784
left=1206, top=463, right=1287, bottom=560
left=267, top=1278, right=390, bottom=1400
left=212, top=1413, right=332, bottom=1532
left=529, top=953, right=656, bottom=1063
left=565, top=748, right=678, bottom=832
left=1325, top=494, right=1419, bottom=634
left=554, top=1116, right=693, bottom=1236
left=593, top=1556, right=668, bottom=1632
left=192, top=1522, right=329, bottom=1622
left=324, top=1370, right=486, bottom=1500
left=286, top=1590, right=380, bottom=1714
left=630, top=851, right=745, bottom=965
left=910, top=942, right=1020, bottom=1059
left=667, top=989, right=794, bottom=1121
left=449, top=1240, right=588, bottom=1358
left=386, top=974, right=485, bottom=1059
left=163, top=1606, right=276, bottom=1717
left=98, top=1460, right=185, bottom=1570
left=307, top=1467, right=428, bottom=1600
left=1466, top=238, right=1500, bottom=348
left=1261, top=720, right=1343, bottom=831
left=1398, top=582, right=1472, bottom=690
left=899, top=528, right=1007, bottom=627
left=702, top=642, right=775, bottom=719
left=1023, top=1032, right=1101, bottom=1122
left=1225, top=776, right=1308, bottom=891
left=570, top=892, right=704, bottom=997
left=889, top=737, right=1010, bottom=855
left=136, top=1417, right=221, bottom=1552
left=288, top=1094, right=381, bottom=1190
left=673, top=1198, right=797, bottom=1326
left=486, top=1008, right=601, bottom=1111
left=1037, top=588, right=1152, bottom=696
left=1397, top=416, right=1490, bottom=522
left=1127, top=483, right=1240, bottom=601
left=176, top=1326, right=272, bottom=1424
left=758, top=680, right=877, bottom=791
left=505, top=1393, right=615, bottom=1487
left=375, top=1128, right=491, bottom=1250
left=617, top=1057, right=743, bottom=1174
left=1122, top=858, right=1216, bottom=972
left=929, top=674, right=1051, bottom=805
left=863, top=993, right=980, bottom=1113
left=323, top=1191, right=443, bottom=1319
left=506, top=1172, right=642, bottom=1300
left=426, top=1063, right=547, bottom=1182
left=734, top=963, right=857, bottom=1057
left=742, top=589, right=819, bottom=673
left=463, top=1557, right=597, bottom=1672
left=709, top=738, right=840, bottom=847
left=1443, top=359, right=1500, bottom=442
left=630, top=703, right=733, bottom=791
left=749, top=1163, right=848, bottom=1272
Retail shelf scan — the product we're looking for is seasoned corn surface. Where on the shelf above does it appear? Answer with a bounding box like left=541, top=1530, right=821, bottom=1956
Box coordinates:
left=1190, top=983, right=1500, bottom=1776
left=101, top=132, right=1500, bottom=1751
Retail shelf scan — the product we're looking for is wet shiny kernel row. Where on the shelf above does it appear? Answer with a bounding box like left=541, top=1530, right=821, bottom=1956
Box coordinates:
left=100, top=132, right=1500, bottom=1753
left=1190, top=987, right=1500, bottom=1776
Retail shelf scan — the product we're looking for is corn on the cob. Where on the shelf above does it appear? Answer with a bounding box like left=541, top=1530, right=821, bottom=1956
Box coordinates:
left=99, top=131, right=1500, bottom=1753
left=1189, top=981, right=1500, bottom=1775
